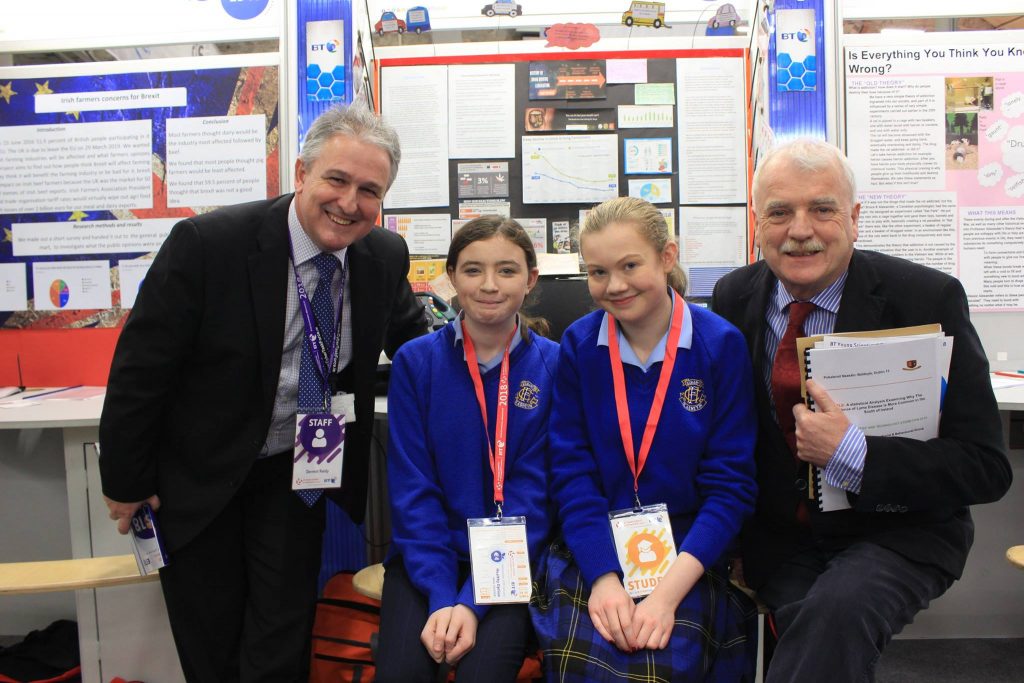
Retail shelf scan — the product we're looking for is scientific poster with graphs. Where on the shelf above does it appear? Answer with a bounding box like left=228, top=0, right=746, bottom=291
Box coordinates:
left=379, top=49, right=748, bottom=276
left=0, top=54, right=280, bottom=328
left=845, top=34, right=1024, bottom=311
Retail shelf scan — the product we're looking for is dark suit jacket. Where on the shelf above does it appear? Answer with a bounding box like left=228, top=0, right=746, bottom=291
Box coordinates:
left=99, top=194, right=426, bottom=553
left=711, top=249, right=1012, bottom=588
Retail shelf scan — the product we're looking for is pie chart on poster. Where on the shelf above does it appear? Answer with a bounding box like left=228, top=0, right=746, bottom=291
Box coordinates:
left=640, top=183, right=661, bottom=202
left=50, top=279, right=70, bottom=308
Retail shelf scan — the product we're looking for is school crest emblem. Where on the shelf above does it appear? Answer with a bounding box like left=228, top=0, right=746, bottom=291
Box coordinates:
left=514, top=380, right=540, bottom=410
left=679, top=378, right=707, bottom=412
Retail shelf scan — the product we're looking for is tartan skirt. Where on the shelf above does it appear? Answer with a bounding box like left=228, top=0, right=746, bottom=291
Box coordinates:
left=529, top=540, right=757, bottom=683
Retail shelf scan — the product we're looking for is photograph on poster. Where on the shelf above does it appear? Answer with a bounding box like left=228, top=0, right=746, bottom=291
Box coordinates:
left=524, top=107, right=616, bottom=131
left=552, top=220, right=572, bottom=254
left=845, top=39, right=1024, bottom=310
left=0, top=56, right=280, bottom=325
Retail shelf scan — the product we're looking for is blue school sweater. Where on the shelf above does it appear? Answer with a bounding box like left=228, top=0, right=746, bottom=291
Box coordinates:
left=388, top=322, right=559, bottom=618
left=550, top=303, right=757, bottom=587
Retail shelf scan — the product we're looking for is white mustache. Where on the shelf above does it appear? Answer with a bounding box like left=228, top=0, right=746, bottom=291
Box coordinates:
left=780, top=239, right=825, bottom=256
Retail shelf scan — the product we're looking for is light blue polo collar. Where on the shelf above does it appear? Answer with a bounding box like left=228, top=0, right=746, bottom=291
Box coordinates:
left=453, top=312, right=523, bottom=373
left=597, top=290, right=692, bottom=372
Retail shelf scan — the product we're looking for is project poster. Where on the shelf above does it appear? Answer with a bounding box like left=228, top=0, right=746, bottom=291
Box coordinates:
left=0, top=54, right=280, bottom=328
left=845, top=38, right=1024, bottom=311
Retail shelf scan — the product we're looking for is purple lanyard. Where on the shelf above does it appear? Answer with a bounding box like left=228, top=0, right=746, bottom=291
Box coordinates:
left=287, top=237, right=348, bottom=391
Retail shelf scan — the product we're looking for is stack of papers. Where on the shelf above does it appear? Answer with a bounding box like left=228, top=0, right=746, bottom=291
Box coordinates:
left=796, top=325, right=952, bottom=512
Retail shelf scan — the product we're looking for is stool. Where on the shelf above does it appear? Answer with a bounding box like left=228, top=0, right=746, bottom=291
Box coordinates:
left=0, top=554, right=158, bottom=595
left=352, top=562, right=385, bottom=601
left=731, top=579, right=771, bottom=683
left=1007, top=545, right=1024, bottom=570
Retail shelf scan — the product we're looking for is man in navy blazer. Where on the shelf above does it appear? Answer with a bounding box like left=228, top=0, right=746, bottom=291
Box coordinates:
left=99, top=105, right=426, bottom=681
left=711, top=139, right=1011, bottom=682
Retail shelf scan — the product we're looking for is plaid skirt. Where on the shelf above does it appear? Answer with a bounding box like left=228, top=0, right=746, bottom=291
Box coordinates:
left=529, top=540, right=757, bottom=683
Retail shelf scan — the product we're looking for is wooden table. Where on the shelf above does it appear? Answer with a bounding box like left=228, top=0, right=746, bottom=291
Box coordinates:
left=1008, top=546, right=1024, bottom=570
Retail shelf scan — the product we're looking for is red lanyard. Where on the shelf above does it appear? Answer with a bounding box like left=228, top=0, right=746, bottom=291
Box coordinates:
left=607, top=291, right=685, bottom=505
left=462, top=321, right=516, bottom=514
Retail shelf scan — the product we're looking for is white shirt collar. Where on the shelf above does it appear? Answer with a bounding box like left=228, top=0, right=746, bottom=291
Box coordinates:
left=288, top=198, right=347, bottom=265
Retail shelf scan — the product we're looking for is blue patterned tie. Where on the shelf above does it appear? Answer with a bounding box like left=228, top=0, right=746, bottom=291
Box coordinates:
left=296, top=252, right=339, bottom=507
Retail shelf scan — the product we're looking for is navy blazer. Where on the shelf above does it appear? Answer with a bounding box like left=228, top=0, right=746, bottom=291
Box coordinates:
left=711, top=249, right=1011, bottom=588
left=99, top=194, right=426, bottom=552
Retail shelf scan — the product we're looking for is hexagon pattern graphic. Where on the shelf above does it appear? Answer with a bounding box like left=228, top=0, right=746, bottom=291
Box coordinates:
left=306, top=63, right=346, bottom=101
left=776, top=54, right=817, bottom=92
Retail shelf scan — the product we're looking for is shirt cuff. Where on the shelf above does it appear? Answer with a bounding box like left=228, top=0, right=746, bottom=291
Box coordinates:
left=823, top=424, right=866, bottom=494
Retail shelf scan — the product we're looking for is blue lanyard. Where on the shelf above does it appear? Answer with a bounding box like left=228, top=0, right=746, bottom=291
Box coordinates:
left=287, top=237, right=348, bottom=392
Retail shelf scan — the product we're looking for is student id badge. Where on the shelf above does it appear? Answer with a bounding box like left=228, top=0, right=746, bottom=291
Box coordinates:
left=608, top=503, right=677, bottom=598
left=292, top=411, right=345, bottom=490
left=467, top=517, right=532, bottom=605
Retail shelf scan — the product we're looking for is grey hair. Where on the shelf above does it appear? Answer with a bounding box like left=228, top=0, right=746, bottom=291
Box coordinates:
left=580, top=196, right=687, bottom=296
left=298, top=104, right=402, bottom=189
left=752, top=138, right=857, bottom=209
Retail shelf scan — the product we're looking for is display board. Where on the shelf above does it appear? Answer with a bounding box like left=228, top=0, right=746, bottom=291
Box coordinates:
left=844, top=31, right=1024, bottom=313
left=378, top=49, right=750, bottom=298
left=0, top=54, right=281, bottom=384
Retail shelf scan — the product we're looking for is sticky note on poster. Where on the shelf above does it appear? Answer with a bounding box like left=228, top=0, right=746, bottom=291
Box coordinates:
left=635, top=83, right=675, bottom=105
left=607, top=59, right=647, bottom=84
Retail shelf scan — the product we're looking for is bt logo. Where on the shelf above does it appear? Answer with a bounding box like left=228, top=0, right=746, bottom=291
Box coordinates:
left=312, top=39, right=341, bottom=53
left=780, top=28, right=810, bottom=42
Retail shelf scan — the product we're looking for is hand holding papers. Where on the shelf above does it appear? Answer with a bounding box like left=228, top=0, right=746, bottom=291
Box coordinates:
left=796, top=325, right=952, bottom=512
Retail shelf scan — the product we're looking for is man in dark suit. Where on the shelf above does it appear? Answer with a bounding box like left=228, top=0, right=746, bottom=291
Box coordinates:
left=711, top=139, right=1011, bottom=681
left=99, top=104, right=426, bottom=682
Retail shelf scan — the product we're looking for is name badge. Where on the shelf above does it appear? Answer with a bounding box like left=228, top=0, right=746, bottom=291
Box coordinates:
left=467, top=517, right=532, bottom=605
left=330, top=392, right=356, bottom=423
left=293, top=412, right=345, bottom=490
left=608, top=503, right=677, bottom=598
left=129, top=503, right=168, bottom=575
